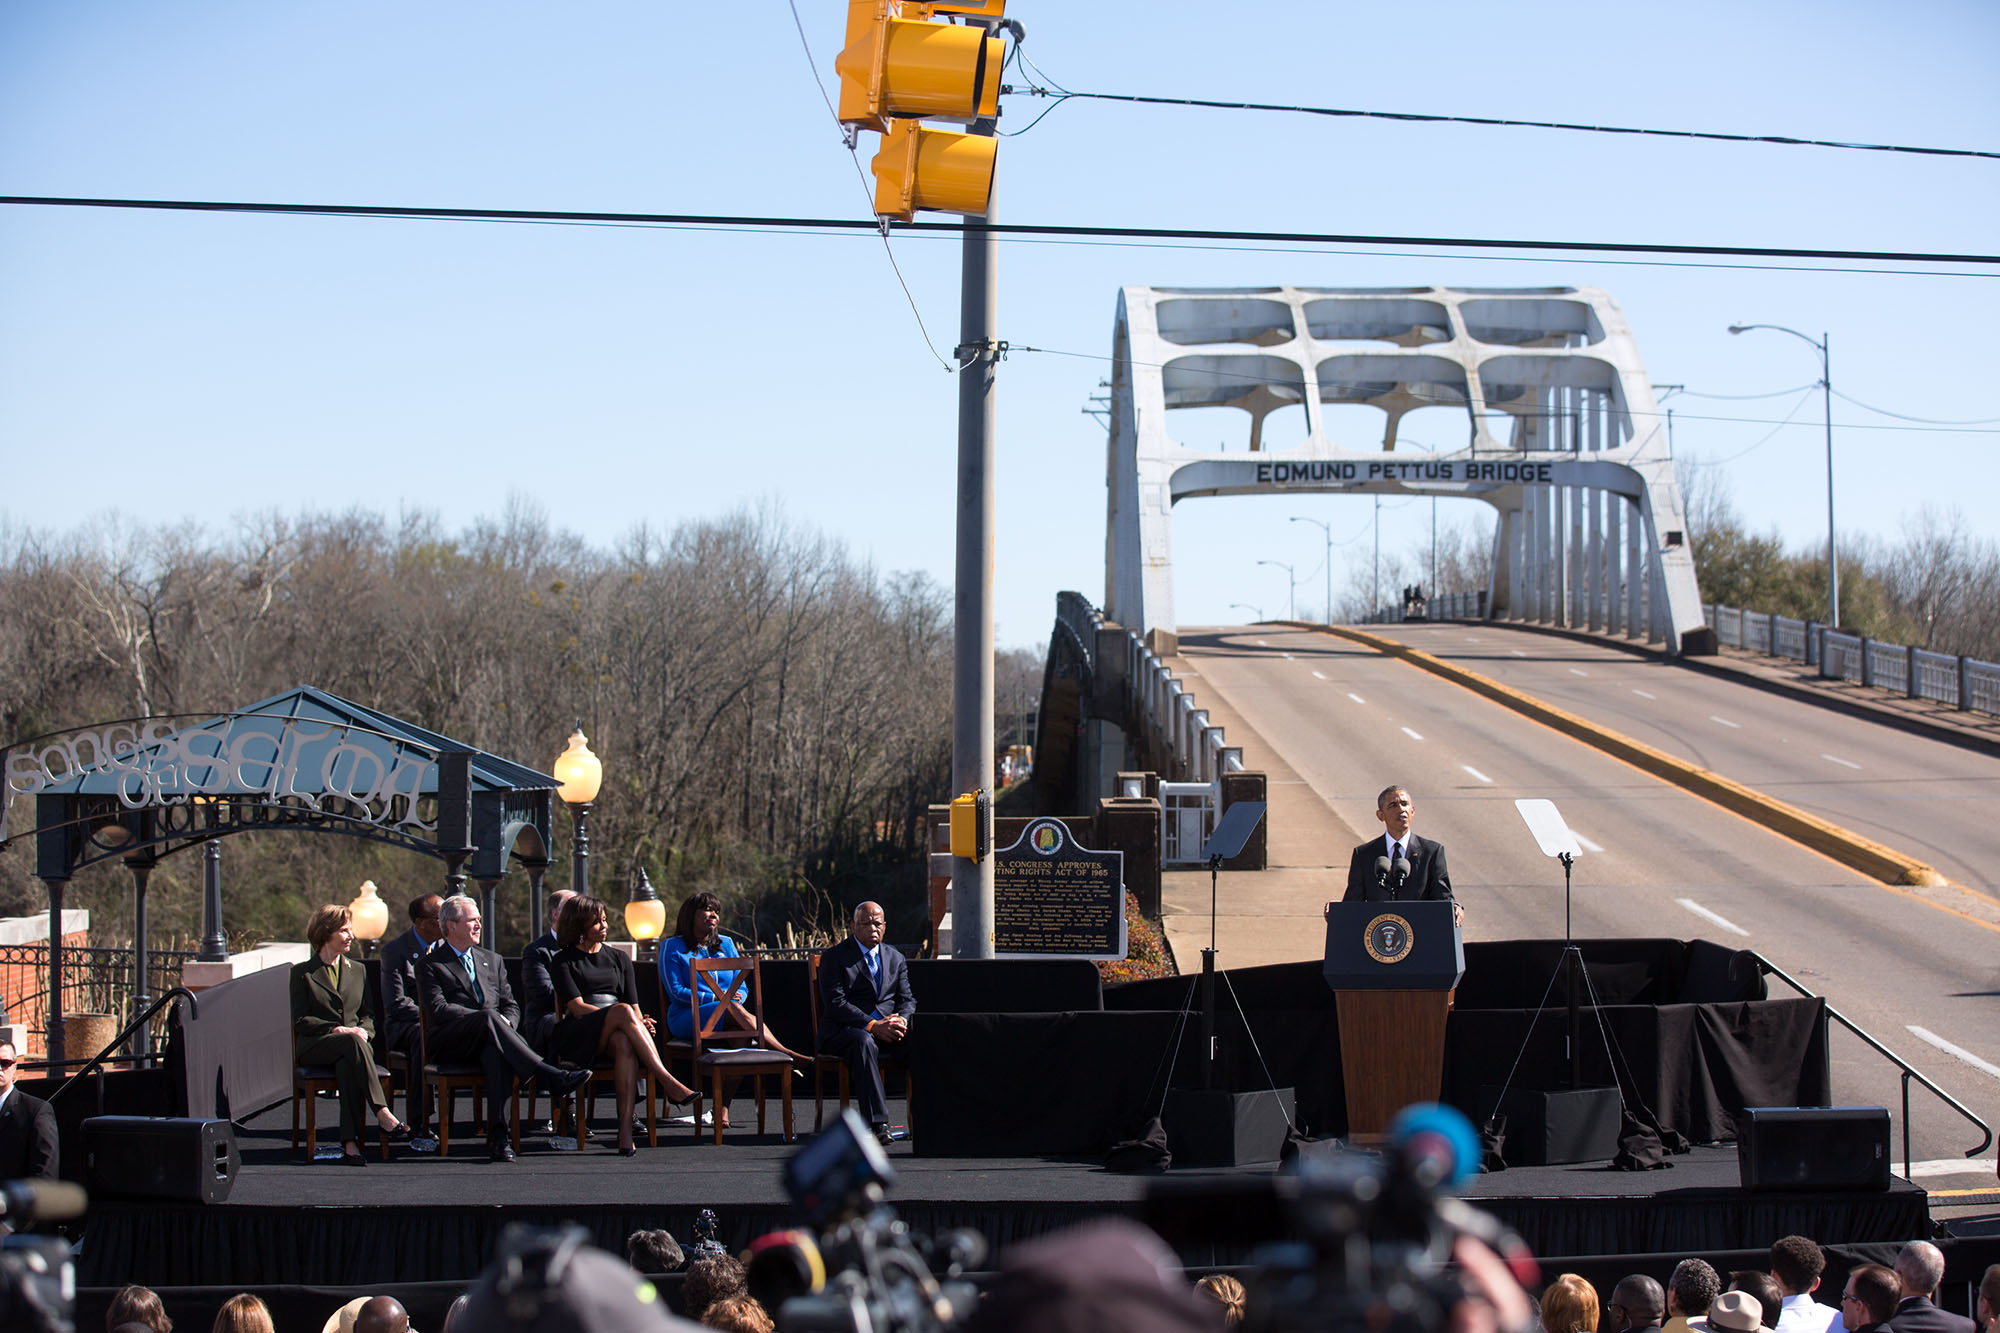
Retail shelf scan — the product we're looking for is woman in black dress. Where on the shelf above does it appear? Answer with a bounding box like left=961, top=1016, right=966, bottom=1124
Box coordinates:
left=549, top=894, right=695, bottom=1154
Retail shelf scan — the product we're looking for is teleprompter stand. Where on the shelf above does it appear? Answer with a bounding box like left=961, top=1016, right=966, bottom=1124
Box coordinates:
left=1161, top=801, right=1294, bottom=1166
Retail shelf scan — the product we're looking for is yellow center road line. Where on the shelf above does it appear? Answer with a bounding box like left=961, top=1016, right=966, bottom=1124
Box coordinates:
left=1298, top=623, right=2000, bottom=933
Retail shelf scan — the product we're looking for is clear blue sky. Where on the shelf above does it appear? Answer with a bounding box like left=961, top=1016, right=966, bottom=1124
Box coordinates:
left=4, top=2, right=1995, bottom=642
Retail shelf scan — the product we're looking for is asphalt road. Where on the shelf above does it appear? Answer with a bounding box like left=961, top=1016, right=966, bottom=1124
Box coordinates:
left=1176, top=623, right=2000, bottom=1181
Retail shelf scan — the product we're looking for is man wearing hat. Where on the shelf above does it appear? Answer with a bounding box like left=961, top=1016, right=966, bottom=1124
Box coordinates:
left=1703, top=1291, right=1778, bottom=1333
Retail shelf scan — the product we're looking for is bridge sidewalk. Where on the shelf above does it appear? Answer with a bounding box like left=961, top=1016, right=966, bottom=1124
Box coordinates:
left=1155, top=651, right=1356, bottom=973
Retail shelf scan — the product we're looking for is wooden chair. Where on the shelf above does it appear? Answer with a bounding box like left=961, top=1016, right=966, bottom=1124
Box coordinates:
left=688, top=954, right=793, bottom=1145
left=805, top=951, right=916, bottom=1134
left=418, top=994, right=520, bottom=1157
left=291, top=1029, right=393, bottom=1161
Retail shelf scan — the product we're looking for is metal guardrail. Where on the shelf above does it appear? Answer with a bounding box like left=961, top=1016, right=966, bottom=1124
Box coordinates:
left=1752, top=951, right=1992, bottom=1180
left=1364, top=590, right=1489, bottom=624
left=1053, top=593, right=1243, bottom=784
left=46, top=986, right=198, bottom=1103
left=0, top=943, right=197, bottom=1052
left=1703, top=603, right=2000, bottom=716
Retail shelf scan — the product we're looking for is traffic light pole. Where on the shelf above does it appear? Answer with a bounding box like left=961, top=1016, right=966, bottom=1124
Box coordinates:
left=950, top=120, right=998, bottom=960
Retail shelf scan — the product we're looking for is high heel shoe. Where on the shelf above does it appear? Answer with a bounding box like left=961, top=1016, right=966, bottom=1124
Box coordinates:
left=618, top=1142, right=639, bottom=1157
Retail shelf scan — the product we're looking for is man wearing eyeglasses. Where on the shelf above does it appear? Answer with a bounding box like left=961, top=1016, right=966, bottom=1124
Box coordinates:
left=0, top=1040, right=57, bottom=1181
left=1843, top=1266, right=1902, bottom=1333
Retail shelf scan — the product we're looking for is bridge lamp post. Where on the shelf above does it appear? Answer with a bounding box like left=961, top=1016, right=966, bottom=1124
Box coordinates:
left=1289, top=516, right=1333, bottom=624
left=1728, top=322, right=1837, bottom=627
left=554, top=723, right=604, bottom=897
left=1229, top=602, right=1264, bottom=623
left=1256, top=560, right=1297, bottom=621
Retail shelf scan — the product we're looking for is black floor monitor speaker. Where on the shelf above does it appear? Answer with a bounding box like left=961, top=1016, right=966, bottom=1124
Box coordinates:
left=1737, top=1106, right=1890, bottom=1191
left=1476, top=1084, right=1621, bottom=1166
left=83, top=1116, right=240, bottom=1204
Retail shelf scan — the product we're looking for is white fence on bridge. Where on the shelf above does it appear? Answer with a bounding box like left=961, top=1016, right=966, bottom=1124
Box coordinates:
left=1702, top=604, right=2000, bottom=716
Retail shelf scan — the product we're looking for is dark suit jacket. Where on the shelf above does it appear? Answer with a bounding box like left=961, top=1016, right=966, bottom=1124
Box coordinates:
left=519, top=930, right=562, bottom=1054
left=379, top=927, right=429, bottom=1049
left=1342, top=832, right=1452, bottom=903
left=417, top=943, right=519, bottom=1033
left=818, top=936, right=915, bottom=1038
left=0, top=1089, right=58, bottom=1180
left=1890, top=1298, right=1976, bottom=1333
left=289, top=955, right=375, bottom=1044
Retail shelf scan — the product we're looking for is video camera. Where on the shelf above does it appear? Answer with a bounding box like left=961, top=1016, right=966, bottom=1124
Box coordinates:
left=753, top=1109, right=983, bottom=1333
left=0, top=1180, right=87, bottom=1333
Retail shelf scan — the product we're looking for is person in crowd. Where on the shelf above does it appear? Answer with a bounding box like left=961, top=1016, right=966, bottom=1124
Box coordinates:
left=418, top=894, right=590, bottom=1162
left=380, top=892, right=443, bottom=1067
left=1891, top=1242, right=1977, bottom=1333
left=683, top=1255, right=749, bottom=1324
left=658, top=892, right=802, bottom=1126
left=0, top=1037, right=57, bottom=1182
left=817, top=901, right=916, bottom=1145
left=964, top=1219, right=1257, bottom=1333
left=104, top=1285, right=172, bottom=1333
left=1702, top=1291, right=1777, bottom=1333
left=438, top=1293, right=471, bottom=1333
left=1732, top=1273, right=1788, bottom=1332
left=1542, top=1274, right=1603, bottom=1333
left=352, top=1297, right=410, bottom=1333
left=700, top=1296, right=773, bottom=1332
left=521, top=888, right=576, bottom=1057
left=1975, top=1265, right=1998, bottom=1333
left=549, top=894, right=696, bottom=1154
left=1610, top=1276, right=1668, bottom=1333
left=459, top=1235, right=690, bottom=1331
left=212, top=1294, right=275, bottom=1333
left=1772, top=1236, right=1839, bottom=1333
left=1844, top=1266, right=1904, bottom=1333
left=1668, top=1259, right=1723, bottom=1333
left=1193, top=1274, right=1247, bottom=1325
left=290, top=904, right=412, bottom=1164
left=1337, top=785, right=1464, bottom=926
left=627, top=1228, right=687, bottom=1274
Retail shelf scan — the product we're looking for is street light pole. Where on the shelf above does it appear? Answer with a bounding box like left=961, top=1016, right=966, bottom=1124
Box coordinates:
left=1729, top=322, right=1837, bottom=627
left=1289, top=515, right=1333, bottom=624
left=1229, top=602, right=1264, bottom=623
left=1256, top=560, right=1296, bottom=621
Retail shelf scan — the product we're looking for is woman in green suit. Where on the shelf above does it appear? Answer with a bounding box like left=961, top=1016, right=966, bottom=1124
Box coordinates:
left=291, top=903, right=412, bottom=1164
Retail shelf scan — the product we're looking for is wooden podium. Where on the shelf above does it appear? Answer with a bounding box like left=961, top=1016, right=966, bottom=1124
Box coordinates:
left=1322, top=900, right=1464, bottom=1141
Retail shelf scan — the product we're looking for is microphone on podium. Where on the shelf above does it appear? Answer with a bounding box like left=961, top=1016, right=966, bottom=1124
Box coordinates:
left=1392, top=855, right=1412, bottom=889
left=1374, top=855, right=1392, bottom=889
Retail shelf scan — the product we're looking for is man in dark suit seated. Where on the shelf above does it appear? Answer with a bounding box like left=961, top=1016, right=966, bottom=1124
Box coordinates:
left=818, top=901, right=915, bottom=1145
left=1339, top=784, right=1465, bottom=927
left=380, top=891, right=443, bottom=1068
left=0, top=1039, right=56, bottom=1183
left=1889, top=1242, right=1976, bottom=1333
left=417, top=894, right=589, bottom=1161
left=520, top=888, right=576, bottom=1058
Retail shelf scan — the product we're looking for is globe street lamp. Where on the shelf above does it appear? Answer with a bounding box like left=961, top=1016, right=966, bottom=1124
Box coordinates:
left=1728, top=322, right=1837, bottom=627
left=624, top=868, right=667, bottom=962
left=1289, top=515, right=1333, bottom=624
left=348, top=879, right=390, bottom=958
left=553, top=723, right=604, bottom=897
left=1256, top=559, right=1297, bottom=621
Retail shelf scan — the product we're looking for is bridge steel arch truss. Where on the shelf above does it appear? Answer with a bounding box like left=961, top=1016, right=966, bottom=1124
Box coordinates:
left=1105, top=285, right=1705, bottom=651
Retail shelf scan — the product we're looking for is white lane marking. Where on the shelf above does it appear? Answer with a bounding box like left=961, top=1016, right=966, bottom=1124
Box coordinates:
left=1906, top=1157, right=2000, bottom=1179
left=1348, top=692, right=1366, bottom=704
left=1311, top=670, right=1327, bottom=680
left=1907, top=1027, right=2000, bottom=1082
left=1569, top=667, right=1588, bottom=676
left=1510, top=649, right=1527, bottom=657
left=1462, top=765, right=1493, bottom=783
left=1631, top=689, right=1656, bottom=700
left=1676, top=898, right=1751, bottom=936
left=1822, top=753, right=1861, bottom=770
left=1401, top=726, right=1425, bottom=741
left=1710, top=715, right=1741, bottom=728
left=1573, top=832, right=1604, bottom=853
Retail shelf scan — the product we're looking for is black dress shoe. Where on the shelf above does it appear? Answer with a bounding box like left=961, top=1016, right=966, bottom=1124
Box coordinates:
left=618, top=1143, right=639, bottom=1157
left=340, top=1152, right=369, bottom=1167
left=488, top=1139, right=518, bottom=1163
left=383, top=1121, right=415, bottom=1143
left=873, top=1124, right=895, bottom=1146
left=545, top=1067, right=592, bottom=1095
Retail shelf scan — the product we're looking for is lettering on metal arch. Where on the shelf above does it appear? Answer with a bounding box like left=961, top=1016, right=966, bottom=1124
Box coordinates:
left=1253, top=460, right=1557, bottom=485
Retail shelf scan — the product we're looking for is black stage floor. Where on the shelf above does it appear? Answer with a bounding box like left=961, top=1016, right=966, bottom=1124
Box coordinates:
left=75, top=1093, right=1930, bottom=1289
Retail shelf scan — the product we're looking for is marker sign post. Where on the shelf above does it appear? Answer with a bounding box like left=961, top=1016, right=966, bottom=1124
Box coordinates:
left=992, top=818, right=1126, bottom=960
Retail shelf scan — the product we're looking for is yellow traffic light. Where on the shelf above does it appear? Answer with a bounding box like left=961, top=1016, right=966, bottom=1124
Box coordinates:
left=836, top=0, right=1005, bottom=133
left=870, top=118, right=997, bottom=221
left=949, top=789, right=990, bottom=862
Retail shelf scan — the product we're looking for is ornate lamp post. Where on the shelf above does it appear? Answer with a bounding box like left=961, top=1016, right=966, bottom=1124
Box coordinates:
left=348, top=880, right=390, bottom=958
left=553, top=723, right=604, bottom=896
left=1729, top=322, right=1837, bottom=627
left=624, top=869, right=667, bottom=962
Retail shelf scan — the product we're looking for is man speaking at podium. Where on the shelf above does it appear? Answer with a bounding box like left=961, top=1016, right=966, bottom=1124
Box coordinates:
left=1341, top=785, right=1464, bottom=927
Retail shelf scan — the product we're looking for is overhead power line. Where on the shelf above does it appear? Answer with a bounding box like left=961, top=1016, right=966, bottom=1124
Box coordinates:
left=1003, top=81, right=2000, bottom=162
left=5, top=196, right=1996, bottom=270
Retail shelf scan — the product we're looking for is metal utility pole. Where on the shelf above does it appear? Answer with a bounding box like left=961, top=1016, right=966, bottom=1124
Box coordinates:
left=1729, top=323, right=1837, bottom=627
left=951, top=123, right=998, bottom=961
left=1290, top=515, right=1333, bottom=623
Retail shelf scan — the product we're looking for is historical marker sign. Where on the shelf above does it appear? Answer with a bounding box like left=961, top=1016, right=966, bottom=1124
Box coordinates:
left=993, top=818, right=1126, bottom=960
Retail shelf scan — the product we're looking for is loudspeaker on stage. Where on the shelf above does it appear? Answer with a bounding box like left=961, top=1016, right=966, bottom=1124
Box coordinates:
left=1163, top=1087, right=1295, bottom=1167
left=1476, top=1085, right=1621, bottom=1166
left=1737, top=1106, right=1890, bottom=1191
left=83, top=1116, right=240, bottom=1204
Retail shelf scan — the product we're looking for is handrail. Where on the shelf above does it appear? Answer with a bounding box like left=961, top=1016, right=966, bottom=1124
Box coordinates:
left=1749, top=952, right=1991, bottom=1178
left=47, top=986, right=199, bottom=1105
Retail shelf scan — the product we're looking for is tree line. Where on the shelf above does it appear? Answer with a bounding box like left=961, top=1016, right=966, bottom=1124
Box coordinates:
left=0, top=502, right=971, bottom=951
